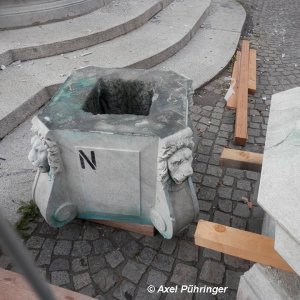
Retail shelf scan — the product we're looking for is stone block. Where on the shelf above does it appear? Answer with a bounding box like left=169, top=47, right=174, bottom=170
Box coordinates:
left=105, top=250, right=125, bottom=268
left=93, top=268, right=120, bottom=292
left=122, top=260, right=147, bottom=284
left=170, top=263, right=198, bottom=285
left=199, top=260, right=225, bottom=285
left=147, top=269, right=168, bottom=288
left=28, top=67, right=198, bottom=239
left=152, top=254, right=174, bottom=272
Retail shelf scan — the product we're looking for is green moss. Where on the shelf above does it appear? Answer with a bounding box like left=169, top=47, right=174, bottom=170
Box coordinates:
left=15, top=200, right=39, bottom=238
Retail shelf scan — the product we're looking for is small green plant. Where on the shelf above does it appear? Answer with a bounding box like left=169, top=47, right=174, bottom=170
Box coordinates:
left=15, top=200, right=39, bottom=238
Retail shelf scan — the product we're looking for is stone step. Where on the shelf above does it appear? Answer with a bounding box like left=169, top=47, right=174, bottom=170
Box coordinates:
left=0, top=0, right=173, bottom=66
left=0, top=0, right=211, bottom=139
left=155, top=0, right=246, bottom=90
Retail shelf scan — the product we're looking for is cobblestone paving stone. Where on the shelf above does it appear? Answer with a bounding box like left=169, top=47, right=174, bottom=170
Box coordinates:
left=1, top=0, right=300, bottom=299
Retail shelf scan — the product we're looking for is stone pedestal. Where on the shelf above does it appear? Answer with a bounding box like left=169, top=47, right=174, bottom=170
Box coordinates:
left=28, top=67, right=199, bottom=238
left=237, top=87, right=300, bottom=299
left=0, top=0, right=111, bottom=29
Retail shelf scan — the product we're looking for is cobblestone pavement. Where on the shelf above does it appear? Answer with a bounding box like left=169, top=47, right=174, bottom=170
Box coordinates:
left=1, top=0, right=300, bottom=299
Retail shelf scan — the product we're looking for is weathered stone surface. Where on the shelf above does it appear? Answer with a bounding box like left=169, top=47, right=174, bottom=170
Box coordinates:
left=26, top=236, right=44, bottom=249
left=105, top=250, right=125, bottom=268
left=88, top=256, right=106, bottom=274
left=199, top=260, right=225, bottom=284
left=72, top=257, right=88, bottom=273
left=198, top=187, right=216, bottom=201
left=218, top=199, right=232, bottom=213
left=39, top=222, right=58, bottom=235
left=203, top=249, right=221, bottom=261
left=51, top=271, right=70, bottom=286
left=177, top=241, right=198, bottom=262
left=207, top=165, right=223, bottom=177
left=79, top=284, right=96, bottom=297
left=152, top=254, right=174, bottom=272
left=111, top=231, right=131, bottom=247
left=71, top=241, right=92, bottom=257
left=237, top=180, right=252, bottom=192
left=199, top=200, right=212, bottom=212
left=217, top=187, right=232, bottom=199
left=83, top=224, right=100, bottom=240
left=141, top=236, right=162, bottom=250
left=57, top=224, right=82, bottom=240
left=36, top=249, right=52, bottom=266
left=49, top=258, right=69, bottom=271
left=222, top=176, right=234, bottom=186
left=213, top=211, right=231, bottom=226
left=224, top=255, right=249, bottom=270
left=147, top=269, right=168, bottom=288
left=53, top=240, right=72, bottom=256
left=93, top=268, right=120, bottom=292
left=233, top=203, right=250, bottom=218
left=122, top=260, right=147, bottom=284
left=231, top=216, right=247, bottom=230
left=225, top=270, right=243, bottom=290
left=202, top=176, right=220, bottom=188
left=113, top=280, right=136, bottom=300
left=93, top=239, right=114, bottom=255
left=137, top=247, right=156, bottom=265
left=170, top=263, right=198, bottom=285
left=161, top=239, right=177, bottom=255
left=121, top=240, right=143, bottom=258
left=135, top=288, right=160, bottom=300
left=73, top=272, right=91, bottom=290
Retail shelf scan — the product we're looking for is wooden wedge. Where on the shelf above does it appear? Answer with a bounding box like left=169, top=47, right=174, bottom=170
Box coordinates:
left=195, top=220, right=294, bottom=273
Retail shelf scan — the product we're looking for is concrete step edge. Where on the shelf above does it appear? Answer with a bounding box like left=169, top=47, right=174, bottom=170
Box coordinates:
left=155, top=0, right=246, bottom=90
left=0, top=0, right=173, bottom=66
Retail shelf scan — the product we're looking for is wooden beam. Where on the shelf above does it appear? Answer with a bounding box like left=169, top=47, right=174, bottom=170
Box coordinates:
left=0, top=268, right=94, bottom=300
left=226, top=51, right=241, bottom=109
left=248, top=49, right=257, bottom=94
left=195, top=221, right=294, bottom=273
left=234, top=40, right=250, bottom=145
left=220, top=148, right=263, bottom=172
left=89, top=219, right=155, bottom=236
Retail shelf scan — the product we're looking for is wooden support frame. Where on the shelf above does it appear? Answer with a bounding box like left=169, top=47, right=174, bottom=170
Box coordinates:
left=88, top=219, right=155, bottom=236
left=227, top=48, right=256, bottom=109
left=234, top=40, right=250, bottom=145
left=0, top=268, right=94, bottom=299
left=226, top=51, right=241, bottom=109
left=220, top=148, right=263, bottom=172
left=248, top=49, right=257, bottom=94
left=195, top=221, right=294, bottom=273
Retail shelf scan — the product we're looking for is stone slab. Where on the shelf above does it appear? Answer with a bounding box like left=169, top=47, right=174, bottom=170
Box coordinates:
left=237, top=264, right=300, bottom=300
left=0, top=0, right=211, bottom=139
left=257, top=87, right=300, bottom=275
left=0, top=0, right=172, bottom=65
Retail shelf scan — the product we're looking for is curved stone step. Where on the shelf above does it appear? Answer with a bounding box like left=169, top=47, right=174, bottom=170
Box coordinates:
left=0, top=0, right=211, bottom=138
left=155, top=0, right=246, bottom=90
left=0, top=0, right=173, bottom=66
left=0, top=0, right=112, bottom=29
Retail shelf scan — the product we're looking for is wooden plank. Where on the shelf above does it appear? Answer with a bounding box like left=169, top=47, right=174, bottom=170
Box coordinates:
left=248, top=49, right=257, bottom=94
left=220, top=148, right=263, bottom=172
left=0, top=268, right=94, bottom=300
left=195, top=220, right=294, bottom=273
left=89, top=219, right=155, bottom=236
left=234, top=40, right=250, bottom=145
left=226, top=51, right=241, bottom=109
